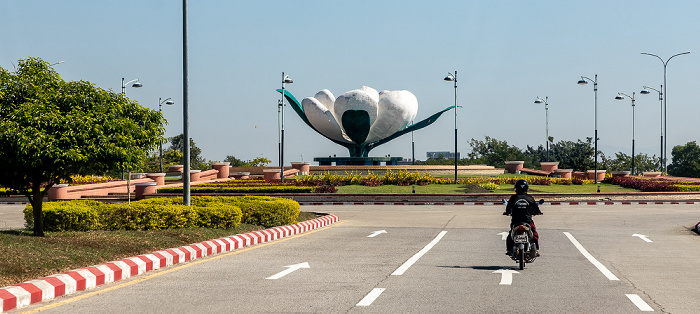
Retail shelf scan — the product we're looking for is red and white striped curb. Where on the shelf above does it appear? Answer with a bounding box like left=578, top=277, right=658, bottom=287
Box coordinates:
left=299, top=201, right=699, bottom=206
left=0, top=214, right=339, bottom=313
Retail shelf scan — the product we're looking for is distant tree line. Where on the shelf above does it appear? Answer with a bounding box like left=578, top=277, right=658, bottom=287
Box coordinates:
left=418, top=136, right=700, bottom=178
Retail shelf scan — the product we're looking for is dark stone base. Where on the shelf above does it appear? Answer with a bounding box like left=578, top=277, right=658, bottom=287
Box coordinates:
left=313, top=157, right=404, bottom=166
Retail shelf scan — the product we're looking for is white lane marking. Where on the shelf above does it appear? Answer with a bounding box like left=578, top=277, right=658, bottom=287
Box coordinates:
left=626, top=294, right=654, bottom=311
left=563, top=232, right=619, bottom=281
left=356, top=288, right=386, bottom=306
left=498, top=232, right=509, bottom=241
left=265, top=262, right=310, bottom=280
left=493, top=269, right=519, bottom=285
left=632, top=234, right=653, bottom=242
left=392, top=231, right=448, bottom=275
left=367, top=230, right=387, bottom=238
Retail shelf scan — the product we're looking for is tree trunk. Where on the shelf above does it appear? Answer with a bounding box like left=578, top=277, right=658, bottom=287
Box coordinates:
left=29, top=182, right=46, bottom=237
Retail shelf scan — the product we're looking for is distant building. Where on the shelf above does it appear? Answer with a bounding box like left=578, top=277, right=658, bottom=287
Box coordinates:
left=427, top=151, right=460, bottom=159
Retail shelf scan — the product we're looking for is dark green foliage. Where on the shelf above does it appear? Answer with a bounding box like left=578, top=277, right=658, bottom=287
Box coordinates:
left=668, top=141, right=700, bottom=178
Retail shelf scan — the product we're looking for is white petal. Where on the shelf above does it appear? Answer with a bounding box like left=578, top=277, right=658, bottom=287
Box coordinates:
left=366, top=90, right=418, bottom=143
left=314, top=89, right=335, bottom=112
left=359, top=86, right=379, bottom=104
left=301, top=97, right=349, bottom=143
left=334, top=89, right=378, bottom=129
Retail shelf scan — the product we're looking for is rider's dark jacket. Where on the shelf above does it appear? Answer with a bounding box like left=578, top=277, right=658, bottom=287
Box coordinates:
left=505, top=193, right=542, bottom=225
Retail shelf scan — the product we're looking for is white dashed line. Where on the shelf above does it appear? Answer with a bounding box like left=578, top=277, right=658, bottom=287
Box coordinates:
left=356, top=288, right=386, bottom=306
left=563, top=232, right=619, bottom=281
left=626, top=294, right=654, bottom=311
left=392, top=231, right=447, bottom=276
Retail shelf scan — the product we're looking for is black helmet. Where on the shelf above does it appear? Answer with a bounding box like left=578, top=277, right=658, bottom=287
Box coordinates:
left=514, top=179, right=529, bottom=194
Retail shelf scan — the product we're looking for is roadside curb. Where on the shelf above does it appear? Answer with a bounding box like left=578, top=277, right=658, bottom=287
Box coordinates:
left=299, top=201, right=699, bottom=206
left=0, top=214, right=339, bottom=313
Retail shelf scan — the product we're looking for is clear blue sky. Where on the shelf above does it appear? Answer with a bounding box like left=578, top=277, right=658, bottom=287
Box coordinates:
left=2, top=1, right=699, bottom=165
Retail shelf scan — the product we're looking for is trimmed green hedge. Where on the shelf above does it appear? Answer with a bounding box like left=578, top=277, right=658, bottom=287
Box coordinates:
left=674, top=185, right=700, bottom=192
left=157, top=186, right=315, bottom=194
left=23, top=196, right=299, bottom=231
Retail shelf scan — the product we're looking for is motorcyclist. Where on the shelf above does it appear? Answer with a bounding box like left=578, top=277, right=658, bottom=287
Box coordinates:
left=504, top=179, right=542, bottom=256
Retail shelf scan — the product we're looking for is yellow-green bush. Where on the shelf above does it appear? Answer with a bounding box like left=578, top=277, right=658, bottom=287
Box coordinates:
left=674, top=185, right=700, bottom=192
left=222, top=196, right=300, bottom=228
left=99, top=202, right=199, bottom=230
left=24, top=200, right=103, bottom=231
left=478, top=182, right=499, bottom=191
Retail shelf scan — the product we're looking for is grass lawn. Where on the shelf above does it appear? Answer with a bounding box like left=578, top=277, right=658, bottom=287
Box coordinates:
left=0, top=211, right=319, bottom=287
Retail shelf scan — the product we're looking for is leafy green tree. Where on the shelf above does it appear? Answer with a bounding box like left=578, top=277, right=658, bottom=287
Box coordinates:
left=248, top=157, right=271, bottom=167
left=224, top=155, right=246, bottom=167
left=466, top=136, right=531, bottom=168
left=667, top=141, right=700, bottom=178
left=548, top=138, right=597, bottom=172
left=168, top=134, right=208, bottom=170
left=224, top=155, right=271, bottom=167
left=600, top=152, right=660, bottom=174
left=0, top=57, right=164, bottom=236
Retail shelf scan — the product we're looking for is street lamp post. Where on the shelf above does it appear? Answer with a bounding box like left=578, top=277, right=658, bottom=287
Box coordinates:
left=158, top=97, right=175, bottom=173
left=444, top=71, right=458, bottom=184
left=641, top=51, right=690, bottom=173
left=121, top=78, right=142, bottom=95
left=534, top=96, right=550, bottom=162
left=615, top=92, right=636, bottom=175
left=640, top=85, right=663, bottom=171
left=577, top=75, right=599, bottom=183
left=279, top=73, right=293, bottom=182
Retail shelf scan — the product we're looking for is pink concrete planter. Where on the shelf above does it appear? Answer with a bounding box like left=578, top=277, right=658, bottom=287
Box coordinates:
left=290, top=162, right=311, bottom=175
left=553, top=169, right=573, bottom=179
left=643, top=172, right=662, bottom=178
left=231, top=172, right=250, bottom=180
left=263, top=169, right=282, bottom=181
left=540, top=162, right=559, bottom=173
left=212, top=162, right=230, bottom=179
left=134, top=182, right=157, bottom=200
left=611, top=171, right=630, bottom=178
left=47, top=184, right=70, bottom=201
left=189, top=170, right=202, bottom=181
left=504, top=161, right=524, bottom=174
left=146, top=173, right=166, bottom=185
left=168, top=165, right=184, bottom=173
left=586, top=170, right=606, bottom=181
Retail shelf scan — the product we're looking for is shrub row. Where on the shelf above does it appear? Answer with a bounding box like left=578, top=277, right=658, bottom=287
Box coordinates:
left=157, top=186, right=314, bottom=194
left=24, top=196, right=300, bottom=231
left=603, top=177, right=678, bottom=192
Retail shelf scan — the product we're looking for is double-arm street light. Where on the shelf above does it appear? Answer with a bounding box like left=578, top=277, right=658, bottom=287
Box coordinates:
left=640, top=85, right=663, bottom=171
left=444, top=71, right=458, bottom=184
left=641, top=51, right=690, bottom=173
left=615, top=92, right=636, bottom=175
left=534, top=96, right=550, bottom=162
left=577, top=74, right=599, bottom=183
left=158, top=97, right=175, bottom=173
left=279, top=73, right=293, bottom=182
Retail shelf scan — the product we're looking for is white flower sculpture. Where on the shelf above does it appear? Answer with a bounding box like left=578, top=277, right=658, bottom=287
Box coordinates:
left=278, top=86, right=454, bottom=157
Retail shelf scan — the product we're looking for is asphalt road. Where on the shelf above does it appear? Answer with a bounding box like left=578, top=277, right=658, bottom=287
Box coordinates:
left=17, top=204, right=700, bottom=313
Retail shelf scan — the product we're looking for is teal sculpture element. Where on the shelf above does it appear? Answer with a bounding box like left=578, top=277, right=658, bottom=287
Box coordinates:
left=278, top=86, right=455, bottom=157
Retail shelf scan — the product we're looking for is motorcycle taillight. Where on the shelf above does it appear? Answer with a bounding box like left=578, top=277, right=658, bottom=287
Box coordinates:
left=517, top=225, right=526, bottom=233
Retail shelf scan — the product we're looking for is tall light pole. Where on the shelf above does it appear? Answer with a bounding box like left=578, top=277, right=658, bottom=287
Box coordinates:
left=411, top=120, right=415, bottom=165
left=641, top=51, right=690, bottom=174
left=640, top=85, right=663, bottom=171
left=279, top=73, right=293, bottom=182
left=615, top=92, right=636, bottom=175
left=120, top=77, right=143, bottom=181
left=158, top=97, right=175, bottom=173
left=577, top=75, right=599, bottom=183
left=444, top=71, right=458, bottom=184
left=534, top=96, right=550, bottom=162
left=182, top=0, right=190, bottom=206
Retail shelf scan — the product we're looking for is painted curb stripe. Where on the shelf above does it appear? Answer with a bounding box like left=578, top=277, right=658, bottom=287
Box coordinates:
left=298, top=201, right=697, bottom=206
left=0, top=214, right=339, bottom=313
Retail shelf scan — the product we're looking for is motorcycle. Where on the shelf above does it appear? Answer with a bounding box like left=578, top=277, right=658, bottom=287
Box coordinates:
left=502, top=198, right=544, bottom=270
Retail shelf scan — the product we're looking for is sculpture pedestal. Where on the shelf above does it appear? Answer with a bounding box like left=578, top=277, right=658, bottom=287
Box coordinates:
left=313, top=157, right=404, bottom=166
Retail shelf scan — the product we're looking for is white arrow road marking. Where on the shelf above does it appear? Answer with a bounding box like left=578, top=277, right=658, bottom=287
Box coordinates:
left=367, top=230, right=387, bottom=238
left=564, top=232, right=619, bottom=281
left=632, top=234, right=653, bottom=242
left=266, top=262, right=310, bottom=279
left=498, top=232, right=509, bottom=241
left=493, top=269, right=519, bottom=285
left=626, top=294, right=654, bottom=311
left=392, top=231, right=447, bottom=275
left=356, top=288, right=386, bottom=306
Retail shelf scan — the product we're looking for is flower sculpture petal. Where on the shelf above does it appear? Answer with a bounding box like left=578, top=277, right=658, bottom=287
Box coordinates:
left=278, top=86, right=454, bottom=157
